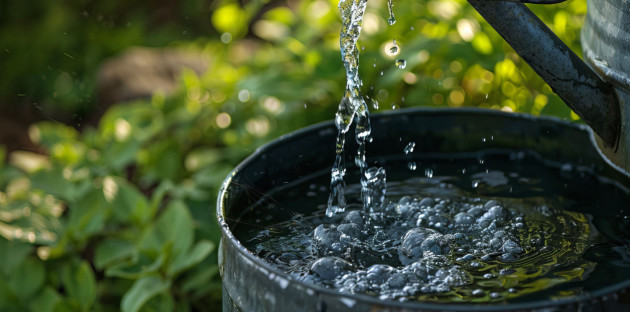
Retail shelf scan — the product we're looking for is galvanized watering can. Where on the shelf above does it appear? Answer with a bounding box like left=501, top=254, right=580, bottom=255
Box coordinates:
left=468, top=0, right=630, bottom=174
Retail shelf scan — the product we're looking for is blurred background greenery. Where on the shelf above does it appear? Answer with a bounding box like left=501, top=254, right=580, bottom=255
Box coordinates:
left=0, top=0, right=586, bottom=310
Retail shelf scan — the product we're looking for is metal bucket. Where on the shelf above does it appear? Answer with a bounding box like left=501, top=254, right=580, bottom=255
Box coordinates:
left=582, top=0, right=630, bottom=174
left=217, top=108, right=630, bottom=311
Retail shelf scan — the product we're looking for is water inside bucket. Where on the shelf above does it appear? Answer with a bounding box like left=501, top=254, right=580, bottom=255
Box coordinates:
left=233, top=150, right=630, bottom=303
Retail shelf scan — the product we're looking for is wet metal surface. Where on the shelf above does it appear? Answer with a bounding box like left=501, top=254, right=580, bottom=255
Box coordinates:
left=218, top=109, right=630, bottom=312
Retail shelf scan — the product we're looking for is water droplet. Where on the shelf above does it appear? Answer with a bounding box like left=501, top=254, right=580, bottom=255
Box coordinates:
left=220, top=32, right=232, bottom=44
left=389, top=45, right=399, bottom=56
left=425, top=168, right=434, bottom=178
left=371, top=98, right=379, bottom=109
left=404, top=141, right=415, bottom=154
left=407, top=162, right=417, bottom=170
left=396, top=59, right=406, bottom=69
left=238, top=89, right=251, bottom=102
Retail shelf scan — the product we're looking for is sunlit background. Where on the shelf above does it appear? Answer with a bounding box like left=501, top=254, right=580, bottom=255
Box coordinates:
left=0, top=0, right=587, bottom=310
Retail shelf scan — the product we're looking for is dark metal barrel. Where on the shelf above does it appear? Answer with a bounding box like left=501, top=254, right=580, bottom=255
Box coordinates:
left=217, top=108, right=630, bottom=312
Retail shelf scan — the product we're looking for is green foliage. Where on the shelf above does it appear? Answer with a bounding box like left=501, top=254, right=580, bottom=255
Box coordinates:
left=0, top=0, right=589, bottom=310
left=0, top=0, right=219, bottom=117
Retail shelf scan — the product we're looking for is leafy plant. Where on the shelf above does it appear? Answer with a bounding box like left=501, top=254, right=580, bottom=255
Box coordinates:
left=0, top=0, right=588, bottom=310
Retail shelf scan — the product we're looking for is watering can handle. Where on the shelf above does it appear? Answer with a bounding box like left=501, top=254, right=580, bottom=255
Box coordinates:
left=467, top=0, right=621, bottom=149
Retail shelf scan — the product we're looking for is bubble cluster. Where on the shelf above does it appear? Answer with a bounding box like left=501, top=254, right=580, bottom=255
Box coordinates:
left=304, top=194, right=540, bottom=299
left=247, top=175, right=596, bottom=303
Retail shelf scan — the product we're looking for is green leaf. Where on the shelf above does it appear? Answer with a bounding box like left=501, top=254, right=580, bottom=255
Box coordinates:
left=28, top=286, right=62, bottom=312
left=105, top=252, right=165, bottom=280
left=9, top=257, right=45, bottom=301
left=105, top=176, right=153, bottom=225
left=137, top=139, right=185, bottom=183
left=29, top=122, right=79, bottom=149
left=0, top=239, right=33, bottom=276
left=66, top=189, right=108, bottom=241
left=141, top=200, right=193, bottom=257
left=101, top=138, right=143, bottom=171
left=143, top=292, right=175, bottom=312
left=49, top=141, right=87, bottom=166
left=53, top=299, right=79, bottom=312
left=94, top=238, right=136, bottom=270
left=150, top=180, right=175, bottom=211
left=0, top=276, right=17, bottom=308
left=61, top=261, right=96, bottom=311
left=98, top=103, right=163, bottom=144
left=167, top=240, right=214, bottom=277
left=121, top=275, right=171, bottom=312
left=30, top=167, right=82, bottom=203
left=181, top=264, right=219, bottom=293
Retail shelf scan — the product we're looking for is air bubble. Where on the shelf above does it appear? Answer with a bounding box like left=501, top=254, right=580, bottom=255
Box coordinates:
left=311, top=257, right=352, bottom=280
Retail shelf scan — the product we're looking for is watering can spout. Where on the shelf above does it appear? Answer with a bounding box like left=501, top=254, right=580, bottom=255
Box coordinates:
left=467, top=0, right=623, bottom=163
